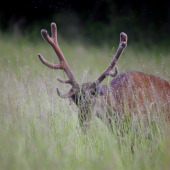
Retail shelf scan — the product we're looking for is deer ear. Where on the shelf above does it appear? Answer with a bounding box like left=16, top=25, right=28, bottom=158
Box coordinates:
left=90, top=81, right=103, bottom=96
left=90, top=80, right=99, bottom=89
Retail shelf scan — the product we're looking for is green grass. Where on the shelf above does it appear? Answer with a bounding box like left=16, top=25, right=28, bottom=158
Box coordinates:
left=0, top=33, right=170, bottom=170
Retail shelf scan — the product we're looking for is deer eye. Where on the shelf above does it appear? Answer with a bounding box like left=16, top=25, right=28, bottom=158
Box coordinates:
left=91, top=90, right=96, bottom=96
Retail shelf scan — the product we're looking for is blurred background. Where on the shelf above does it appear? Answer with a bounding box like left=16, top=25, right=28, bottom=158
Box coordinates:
left=1, top=0, right=170, bottom=46
left=1, top=0, right=170, bottom=84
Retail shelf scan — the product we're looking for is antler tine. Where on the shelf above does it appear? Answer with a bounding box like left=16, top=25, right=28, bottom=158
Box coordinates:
left=38, top=22, right=79, bottom=88
left=38, top=53, right=61, bottom=69
left=51, top=22, right=57, bottom=43
left=95, top=32, right=127, bottom=84
left=56, top=88, right=75, bottom=98
left=57, top=77, right=72, bottom=84
left=109, top=66, right=118, bottom=77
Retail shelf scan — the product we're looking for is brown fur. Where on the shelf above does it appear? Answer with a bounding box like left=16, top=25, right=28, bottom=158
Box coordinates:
left=100, top=71, right=170, bottom=121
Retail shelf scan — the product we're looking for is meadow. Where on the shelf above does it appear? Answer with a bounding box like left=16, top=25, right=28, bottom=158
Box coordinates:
left=0, top=32, right=170, bottom=170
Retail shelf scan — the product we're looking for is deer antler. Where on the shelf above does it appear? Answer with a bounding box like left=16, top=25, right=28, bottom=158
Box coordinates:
left=95, top=32, right=127, bottom=84
left=56, top=88, right=76, bottom=98
left=38, top=23, right=79, bottom=97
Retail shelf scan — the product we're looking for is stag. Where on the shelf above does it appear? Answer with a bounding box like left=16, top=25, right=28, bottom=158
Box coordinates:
left=38, top=22, right=170, bottom=131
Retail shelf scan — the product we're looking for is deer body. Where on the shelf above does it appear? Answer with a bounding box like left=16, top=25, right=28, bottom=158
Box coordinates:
left=37, top=23, right=170, bottom=131
left=73, top=71, right=170, bottom=130
left=101, top=71, right=170, bottom=117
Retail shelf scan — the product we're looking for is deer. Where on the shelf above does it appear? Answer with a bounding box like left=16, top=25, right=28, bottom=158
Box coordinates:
left=37, top=22, right=170, bottom=132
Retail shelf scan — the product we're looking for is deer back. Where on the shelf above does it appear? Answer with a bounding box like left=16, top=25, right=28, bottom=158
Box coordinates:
left=100, top=71, right=170, bottom=120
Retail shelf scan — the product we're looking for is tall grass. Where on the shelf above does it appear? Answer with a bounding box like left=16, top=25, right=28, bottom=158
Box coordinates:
left=0, top=33, right=170, bottom=170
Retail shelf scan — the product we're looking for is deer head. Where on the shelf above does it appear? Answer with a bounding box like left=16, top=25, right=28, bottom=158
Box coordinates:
left=38, top=22, right=127, bottom=130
